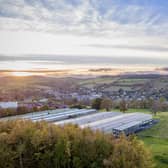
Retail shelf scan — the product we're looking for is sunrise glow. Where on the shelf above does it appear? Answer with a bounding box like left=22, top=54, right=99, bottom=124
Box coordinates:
left=11, top=72, right=36, bottom=77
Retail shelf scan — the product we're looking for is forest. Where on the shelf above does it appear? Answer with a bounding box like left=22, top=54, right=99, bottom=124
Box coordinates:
left=0, top=120, right=153, bottom=168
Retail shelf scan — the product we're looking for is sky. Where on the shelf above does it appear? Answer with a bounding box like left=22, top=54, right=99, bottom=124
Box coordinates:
left=0, top=0, right=168, bottom=70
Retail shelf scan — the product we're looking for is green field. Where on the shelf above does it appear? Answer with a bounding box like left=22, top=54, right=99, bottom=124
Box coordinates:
left=78, top=76, right=168, bottom=92
left=138, top=112, right=168, bottom=168
left=78, top=77, right=118, bottom=88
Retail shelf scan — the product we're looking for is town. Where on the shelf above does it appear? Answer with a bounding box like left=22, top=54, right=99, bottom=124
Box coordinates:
left=0, top=73, right=168, bottom=117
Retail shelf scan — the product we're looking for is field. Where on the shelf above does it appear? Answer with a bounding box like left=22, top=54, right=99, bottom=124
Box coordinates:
left=138, top=112, right=168, bottom=168
left=78, top=77, right=119, bottom=88
left=77, top=75, right=168, bottom=92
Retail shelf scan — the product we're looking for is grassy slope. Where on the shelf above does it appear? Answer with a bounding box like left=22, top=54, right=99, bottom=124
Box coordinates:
left=138, top=112, right=168, bottom=168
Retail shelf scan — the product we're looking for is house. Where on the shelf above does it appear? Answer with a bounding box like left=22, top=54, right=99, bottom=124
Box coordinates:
left=0, top=102, right=18, bottom=109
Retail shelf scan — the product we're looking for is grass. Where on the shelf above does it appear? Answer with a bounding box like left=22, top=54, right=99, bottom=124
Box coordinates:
left=116, top=78, right=149, bottom=85
left=140, top=136, right=168, bottom=168
left=137, top=111, right=168, bottom=168
left=78, top=77, right=118, bottom=88
left=112, top=108, right=150, bottom=113
left=124, top=108, right=150, bottom=113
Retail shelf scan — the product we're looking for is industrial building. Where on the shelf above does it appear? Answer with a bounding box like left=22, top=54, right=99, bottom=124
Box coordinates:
left=55, top=112, right=153, bottom=136
left=0, top=108, right=154, bottom=136
left=0, top=101, right=18, bottom=109
left=81, top=113, right=153, bottom=136
left=0, top=108, right=97, bottom=122
left=55, top=112, right=122, bottom=126
left=29, top=108, right=97, bottom=122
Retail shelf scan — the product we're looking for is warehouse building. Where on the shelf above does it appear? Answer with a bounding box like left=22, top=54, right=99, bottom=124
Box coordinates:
left=0, top=101, right=18, bottom=109
left=0, top=108, right=97, bottom=122
left=55, top=112, right=122, bottom=126
left=0, top=107, right=154, bottom=135
left=81, top=113, right=153, bottom=136
left=55, top=112, right=153, bottom=136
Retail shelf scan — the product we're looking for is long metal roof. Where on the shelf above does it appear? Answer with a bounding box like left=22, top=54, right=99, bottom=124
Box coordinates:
left=116, top=121, right=141, bottom=131
left=0, top=108, right=153, bottom=134
left=80, top=113, right=152, bottom=133
left=32, top=109, right=96, bottom=122
left=23, top=108, right=71, bottom=119
left=0, top=108, right=97, bottom=122
left=55, top=112, right=122, bottom=125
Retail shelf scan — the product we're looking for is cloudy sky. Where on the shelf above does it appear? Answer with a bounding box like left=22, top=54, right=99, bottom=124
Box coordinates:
left=0, top=0, right=168, bottom=69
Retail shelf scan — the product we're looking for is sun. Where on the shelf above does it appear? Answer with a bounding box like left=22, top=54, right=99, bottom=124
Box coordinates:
left=11, top=72, right=34, bottom=77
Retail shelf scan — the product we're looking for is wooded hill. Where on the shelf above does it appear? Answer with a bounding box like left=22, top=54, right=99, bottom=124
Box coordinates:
left=0, top=120, right=154, bottom=168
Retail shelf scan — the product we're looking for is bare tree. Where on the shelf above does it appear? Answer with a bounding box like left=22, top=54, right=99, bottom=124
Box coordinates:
left=100, top=98, right=113, bottom=111
left=119, top=99, right=128, bottom=113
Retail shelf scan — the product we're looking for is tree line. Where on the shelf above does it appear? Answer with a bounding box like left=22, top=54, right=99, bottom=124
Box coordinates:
left=91, top=97, right=168, bottom=115
left=1, top=97, right=167, bottom=118
left=0, top=120, right=154, bottom=168
left=0, top=105, right=50, bottom=118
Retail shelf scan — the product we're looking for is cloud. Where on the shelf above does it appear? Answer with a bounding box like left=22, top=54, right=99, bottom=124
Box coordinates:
left=0, top=0, right=167, bottom=37
left=85, top=44, right=168, bottom=53
left=0, top=54, right=168, bottom=67
left=0, top=0, right=168, bottom=59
